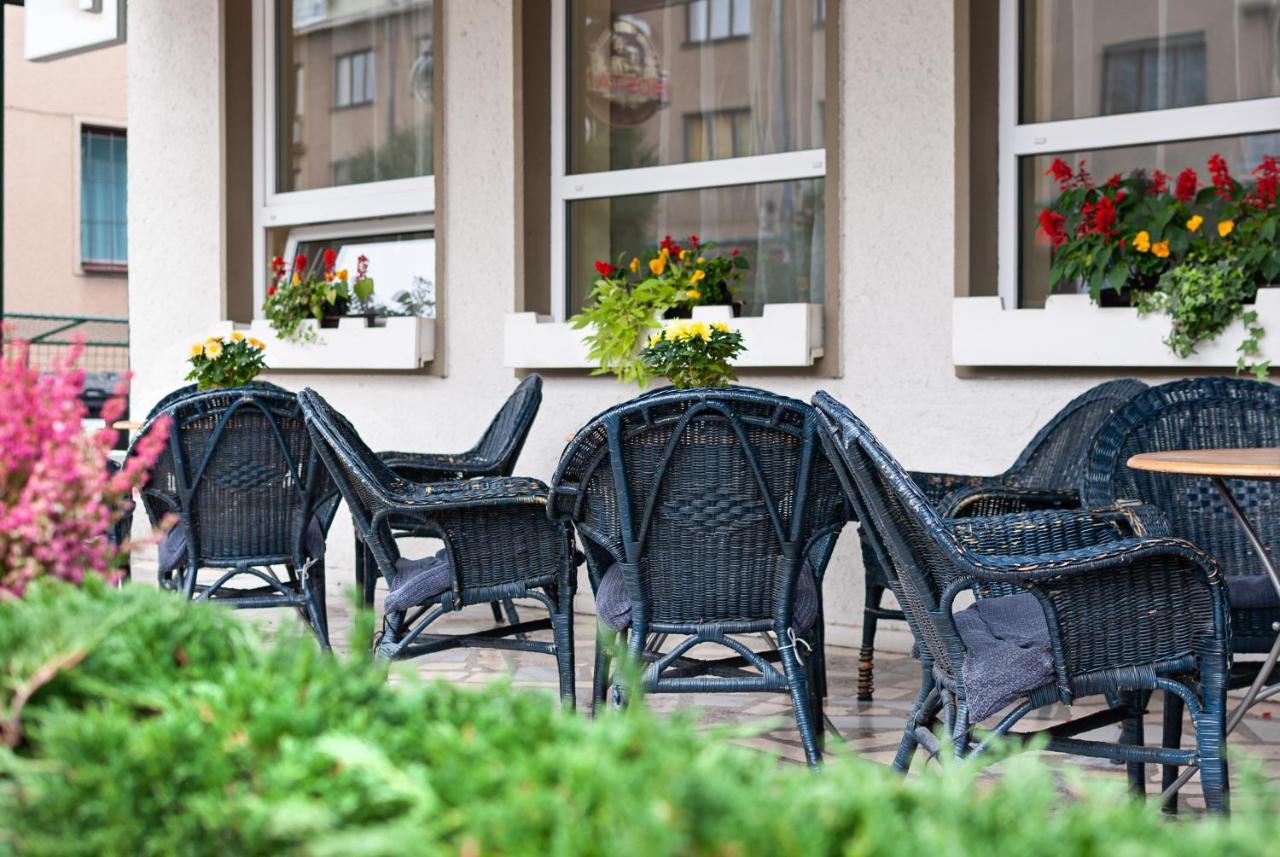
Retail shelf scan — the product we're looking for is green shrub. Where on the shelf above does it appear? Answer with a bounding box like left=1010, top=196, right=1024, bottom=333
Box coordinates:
left=1, top=582, right=1278, bottom=856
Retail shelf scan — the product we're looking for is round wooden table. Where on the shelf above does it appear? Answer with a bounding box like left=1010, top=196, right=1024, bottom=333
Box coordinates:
left=1128, top=448, right=1280, bottom=801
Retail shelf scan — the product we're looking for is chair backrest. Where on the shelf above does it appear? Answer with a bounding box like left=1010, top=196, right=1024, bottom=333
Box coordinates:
left=138, top=387, right=336, bottom=565
left=145, top=380, right=289, bottom=422
left=550, top=387, right=847, bottom=630
left=813, top=391, right=971, bottom=676
left=470, top=374, right=543, bottom=473
left=1004, top=379, right=1148, bottom=490
left=1082, top=376, right=1280, bottom=581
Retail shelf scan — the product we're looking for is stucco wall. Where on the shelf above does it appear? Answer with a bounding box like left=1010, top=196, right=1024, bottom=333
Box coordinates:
left=126, top=0, right=1115, bottom=644
left=3, top=5, right=128, bottom=318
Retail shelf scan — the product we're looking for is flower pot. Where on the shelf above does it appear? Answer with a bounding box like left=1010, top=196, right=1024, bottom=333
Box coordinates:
left=320, top=297, right=351, bottom=328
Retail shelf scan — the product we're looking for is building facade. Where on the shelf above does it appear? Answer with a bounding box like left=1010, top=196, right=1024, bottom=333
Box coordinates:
left=117, top=0, right=1279, bottom=641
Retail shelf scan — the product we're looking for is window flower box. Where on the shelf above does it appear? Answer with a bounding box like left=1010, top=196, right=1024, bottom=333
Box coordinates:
left=502, top=303, right=824, bottom=369
left=953, top=288, right=1280, bottom=368
left=214, top=317, right=435, bottom=371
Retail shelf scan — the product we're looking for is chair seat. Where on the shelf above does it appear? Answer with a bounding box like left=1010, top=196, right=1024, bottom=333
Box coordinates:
left=384, top=550, right=453, bottom=613
left=594, top=562, right=821, bottom=633
left=159, top=516, right=327, bottom=573
left=953, top=592, right=1056, bottom=722
left=1227, top=574, right=1280, bottom=610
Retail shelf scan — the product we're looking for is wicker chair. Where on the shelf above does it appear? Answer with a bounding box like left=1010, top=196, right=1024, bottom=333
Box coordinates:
left=549, top=387, right=849, bottom=765
left=354, top=375, right=543, bottom=608
left=133, top=386, right=341, bottom=645
left=814, top=391, right=1231, bottom=812
left=298, top=387, right=578, bottom=706
left=856, top=378, right=1148, bottom=701
left=1082, top=376, right=1280, bottom=804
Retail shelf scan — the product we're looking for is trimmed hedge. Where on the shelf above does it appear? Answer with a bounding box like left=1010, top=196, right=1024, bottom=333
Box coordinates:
left=1, top=583, right=1278, bottom=856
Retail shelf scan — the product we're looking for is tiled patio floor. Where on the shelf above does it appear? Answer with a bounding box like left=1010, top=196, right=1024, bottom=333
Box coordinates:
left=149, top=556, right=1280, bottom=813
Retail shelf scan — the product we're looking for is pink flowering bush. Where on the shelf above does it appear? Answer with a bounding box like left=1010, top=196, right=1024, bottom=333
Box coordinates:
left=0, top=338, right=169, bottom=597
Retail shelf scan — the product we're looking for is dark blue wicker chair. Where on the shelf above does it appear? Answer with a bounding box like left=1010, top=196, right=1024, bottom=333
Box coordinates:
left=814, top=391, right=1231, bottom=812
left=1082, top=376, right=1280, bottom=805
left=133, top=386, right=341, bottom=646
left=298, top=387, right=578, bottom=706
left=856, top=379, right=1148, bottom=700
left=549, top=387, right=849, bottom=765
left=354, top=375, right=543, bottom=608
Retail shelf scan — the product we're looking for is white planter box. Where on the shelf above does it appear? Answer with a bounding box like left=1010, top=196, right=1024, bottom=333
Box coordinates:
left=953, top=289, right=1280, bottom=368
left=503, top=303, right=824, bottom=369
left=213, top=317, right=435, bottom=370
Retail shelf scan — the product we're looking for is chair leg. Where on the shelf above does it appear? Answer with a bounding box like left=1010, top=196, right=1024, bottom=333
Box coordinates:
left=591, top=629, right=614, bottom=716
left=306, top=560, right=331, bottom=650
left=894, top=674, right=940, bottom=772
left=377, top=611, right=405, bottom=659
left=858, top=583, right=886, bottom=702
left=805, top=640, right=826, bottom=755
left=550, top=588, right=576, bottom=710
left=1120, top=690, right=1147, bottom=796
left=779, top=639, right=821, bottom=767
left=361, top=542, right=378, bottom=607
left=1195, top=656, right=1231, bottom=814
left=1161, top=692, right=1185, bottom=814
left=353, top=532, right=365, bottom=591
left=490, top=601, right=505, bottom=623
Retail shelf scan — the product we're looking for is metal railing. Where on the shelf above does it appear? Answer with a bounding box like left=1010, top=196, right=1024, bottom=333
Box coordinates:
left=2, top=313, right=130, bottom=374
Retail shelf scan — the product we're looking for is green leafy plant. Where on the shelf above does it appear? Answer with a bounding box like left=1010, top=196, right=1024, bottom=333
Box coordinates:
left=262, top=250, right=375, bottom=343
left=571, top=236, right=749, bottom=385
left=185, top=332, right=267, bottom=390
left=1038, top=154, right=1279, bottom=373
left=641, top=319, right=745, bottom=389
left=5, top=581, right=1280, bottom=854
left=1135, top=259, right=1268, bottom=379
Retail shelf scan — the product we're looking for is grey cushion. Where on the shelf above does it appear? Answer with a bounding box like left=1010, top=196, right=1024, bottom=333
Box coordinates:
left=595, top=561, right=821, bottom=632
left=953, top=592, right=1055, bottom=723
left=384, top=549, right=453, bottom=613
left=158, top=516, right=328, bottom=573
left=1227, top=574, right=1280, bottom=610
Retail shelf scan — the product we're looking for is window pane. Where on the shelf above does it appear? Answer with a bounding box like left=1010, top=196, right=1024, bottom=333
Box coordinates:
left=277, top=0, right=434, bottom=192
left=731, top=0, right=751, bottom=36
left=294, top=230, right=436, bottom=317
left=1022, top=0, right=1279, bottom=123
left=80, top=128, right=127, bottom=267
left=567, top=178, right=825, bottom=316
left=687, top=0, right=708, bottom=42
left=568, top=0, right=825, bottom=173
left=1018, top=132, right=1280, bottom=308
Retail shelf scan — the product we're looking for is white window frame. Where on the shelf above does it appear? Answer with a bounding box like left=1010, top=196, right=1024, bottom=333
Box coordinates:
left=251, top=0, right=435, bottom=310
left=549, top=0, right=826, bottom=320
left=997, top=0, right=1280, bottom=308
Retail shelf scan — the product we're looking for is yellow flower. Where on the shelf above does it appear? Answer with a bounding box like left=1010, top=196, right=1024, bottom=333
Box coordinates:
left=204, top=341, right=224, bottom=359
left=292, top=273, right=301, bottom=285
left=689, top=269, right=706, bottom=284
left=1218, top=219, right=1235, bottom=238
left=647, top=331, right=663, bottom=347
left=325, top=272, right=335, bottom=283
left=248, top=337, right=266, bottom=350
left=660, top=247, right=670, bottom=259
left=230, top=331, right=245, bottom=342
left=190, top=343, right=204, bottom=358
left=1131, top=230, right=1151, bottom=253
left=338, top=269, right=349, bottom=281
left=679, top=249, right=690, bottom=262
left=697, top=257, right=705, bottom=264
left=1151, top=240, right=1170, bottom=258
left=686, top=289, right=700, bottom=300
left=629, top=257, right=640, bottom=273
left=691, top=321, right=711, bottom=341
left=711, top=322, right=731, bottom=333
left=1186, top=215, right=1204, bottom=232
left=649, top=256, right=667, bottom=276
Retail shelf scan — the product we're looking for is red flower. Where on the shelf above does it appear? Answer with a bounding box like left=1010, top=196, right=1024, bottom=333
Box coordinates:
left=356, top=254, right=370, bottom=278
left=1149, top=170, right=1170, bottom=194
left=689, top=234, right=700, bottom=247
left=1250, top=156, right=1279, bottom=208
left=594, top=260, right=615, bottom=277
left=1175, top=168, right=1198, bottom=202
left=1045, top=158, right=1074, bottom=190
left=731, top=248, right=740, bottom=257
left=1036, top=209, right=1068, bottom=249
left=322, top=248, right=338, bottom=271
left=271, top=255, right=286, bottom=275
left=294, top=253, right=308, bottom=273
left=1208, top=153, right=1233, bottom=198
left=1092, top=195, right=1117, bottom=237
left=267, top=285, right=277, bottom=297
left=1105, top=173, right=1122, bottom=189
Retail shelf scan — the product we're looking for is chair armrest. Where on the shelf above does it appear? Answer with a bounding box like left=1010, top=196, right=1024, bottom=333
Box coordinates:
left=376, top=475, right=550, bottom=515
left=908, top=470, right=998, bottom=507
left=376, top=450, right=495, bottom=484
left=947, top=508, right=1137, bottom=557
left=940, top=485, right=1079, bottom=518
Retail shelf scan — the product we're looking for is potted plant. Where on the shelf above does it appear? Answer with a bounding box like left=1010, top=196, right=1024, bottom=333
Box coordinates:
left=571, top=236, right=749, bottom=385
left=641, top=319, right=745, bottom=389
left=186, top=332, right=267, bottom=390
left=262, top=249, right=374, bottom=343
left=1038, top=154, right=1280, bottom=377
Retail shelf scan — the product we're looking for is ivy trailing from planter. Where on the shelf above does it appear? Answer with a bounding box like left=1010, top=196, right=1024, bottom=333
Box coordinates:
left=1039, top=154, right=1280, bottom=376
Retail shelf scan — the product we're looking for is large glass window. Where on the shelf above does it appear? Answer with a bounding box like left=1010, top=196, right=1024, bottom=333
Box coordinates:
left=555, top=0, right=828, bottom=318
left=291, top=227, right=436, bottom=317
left=80, top=126, right=127, bottom=272
left=275, top=0, right=433, bottom=193
left=999, top=0, right=1280, bottom=307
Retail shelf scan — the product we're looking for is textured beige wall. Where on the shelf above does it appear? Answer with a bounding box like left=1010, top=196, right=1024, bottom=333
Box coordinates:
left=127, top=0, right=1139, bottom=644
left=3, top=5, right=128, bottom=318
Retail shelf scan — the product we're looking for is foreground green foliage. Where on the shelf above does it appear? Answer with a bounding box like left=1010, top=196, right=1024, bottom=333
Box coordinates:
left=2, top=583, right=1279, bottom=855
